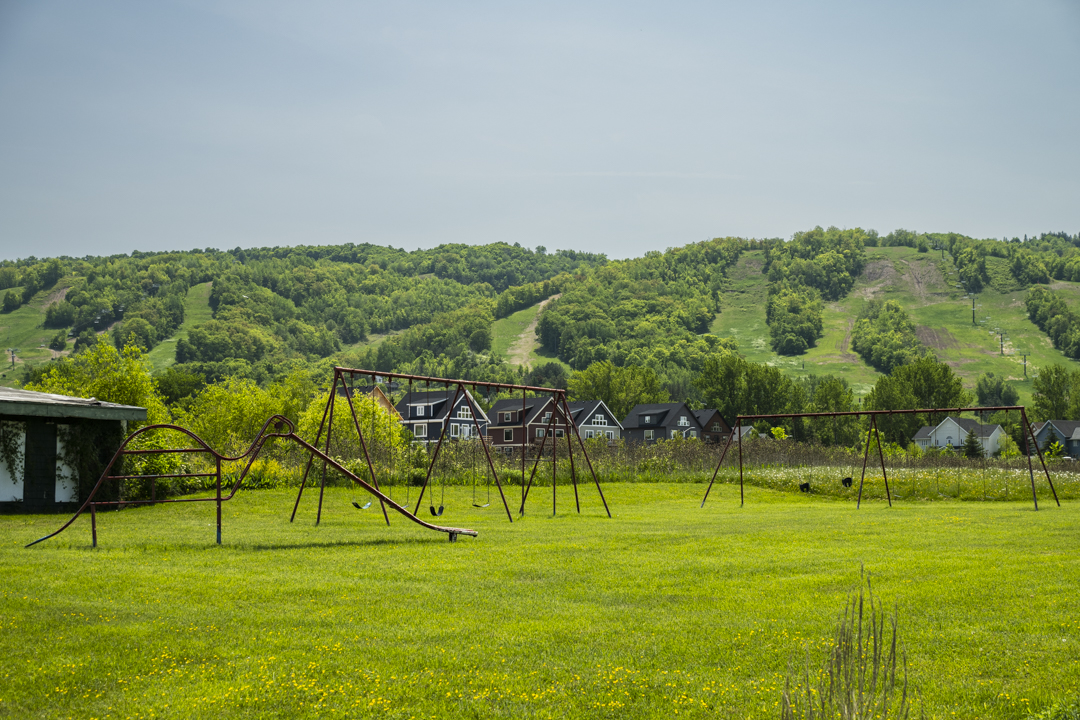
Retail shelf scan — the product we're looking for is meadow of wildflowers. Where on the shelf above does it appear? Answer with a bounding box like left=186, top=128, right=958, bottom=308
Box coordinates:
left=2, top=481, right=1078, bottom=719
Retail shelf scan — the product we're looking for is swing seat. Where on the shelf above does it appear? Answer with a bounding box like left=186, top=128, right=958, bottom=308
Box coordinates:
left=841, top=477, right=853, bottom=488
left=430, top=505, right=444, bottom=517
left=352, top=500, right=372, bottom=510
left=472, top=502, right=490, bottom=508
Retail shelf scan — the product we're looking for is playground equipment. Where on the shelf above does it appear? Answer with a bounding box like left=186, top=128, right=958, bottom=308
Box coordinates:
left=700, top=405, right=1059, bottom=510
left=27, top=367, right=611, bottom=549
left=26, top=415, right=479, bottom=548
left=294, top=367, right=611, bottom=524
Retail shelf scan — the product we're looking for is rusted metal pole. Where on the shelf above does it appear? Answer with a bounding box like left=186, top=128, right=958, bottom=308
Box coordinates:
left=90, top=503, right=97, bottom=548
left=413, top=383, right=463, bottom=517
left=558, top=395, right=581, bottom=513
left=857, top=419, right=873, bottom=509
left=1022, top=408, right=1060, bottom=508
left=316, top=373, right=338, bottom=526
left=520, top=396, right=558, bottom=513
left=521, top=388, right=526, bottom=509
left=552, top=392, right=557, bottom=516
left=738, top=421, right=744, bottom=507
left=290, top=383, right=333, bottom=522
left=335, top=366, right=581, bottom=395
left=558, top=393, right=611, bottom=518
left=700, top=430, right=735, bottom=508
left=341, top=370, right=390, bottom=525
left=873, top=416, right=892, bottom=507
left=216, top=456, right=222, bottom=544
left=461, top=385, right=513, bottom=523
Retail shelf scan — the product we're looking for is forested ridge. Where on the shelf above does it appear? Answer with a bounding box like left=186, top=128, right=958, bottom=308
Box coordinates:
left=5, top=228, right=1080, bottom=435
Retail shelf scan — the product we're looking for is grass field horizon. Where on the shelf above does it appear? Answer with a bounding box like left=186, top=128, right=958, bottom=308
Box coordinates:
left=3, top=482, right=1078, bottom=719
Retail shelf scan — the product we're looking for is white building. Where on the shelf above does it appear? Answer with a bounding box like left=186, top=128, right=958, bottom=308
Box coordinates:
left=912, top=416, right=1002, bottom=457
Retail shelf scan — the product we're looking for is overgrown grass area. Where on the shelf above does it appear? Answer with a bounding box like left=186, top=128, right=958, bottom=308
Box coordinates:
left=3, top=482, right=1079, bottom=719
left=491, top=303, right=540, bottom=359
left=146, top=282, right=214, bottom=373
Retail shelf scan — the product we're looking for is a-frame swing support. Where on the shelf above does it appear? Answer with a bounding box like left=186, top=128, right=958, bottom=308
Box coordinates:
left=292, top=367, right=611, bottom=526
left=700, top=406, right=1059, bottom=510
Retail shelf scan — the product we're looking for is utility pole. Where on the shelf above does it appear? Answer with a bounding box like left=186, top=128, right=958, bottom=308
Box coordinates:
left=1000, top=332, right=1004, bottom=355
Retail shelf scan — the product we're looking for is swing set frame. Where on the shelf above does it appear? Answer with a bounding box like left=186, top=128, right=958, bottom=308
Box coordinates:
left=290, top=367, right=611, bottom=527
left=700, top=405, right=1060, bottom=510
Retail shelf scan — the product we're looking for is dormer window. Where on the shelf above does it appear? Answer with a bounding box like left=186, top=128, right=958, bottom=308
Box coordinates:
left=643, top=415, right=651, bottom=424
left=678, top=416, right=689, bottom=427
left=502, top=412, right=513, bottom=423
left=457, top=406, right=472, bottom=420
left=412, top=405, right=426, bottom=418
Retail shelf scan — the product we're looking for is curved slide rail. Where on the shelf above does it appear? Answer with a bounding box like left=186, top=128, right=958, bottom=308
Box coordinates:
left=27, top=416, right=477, bottom=548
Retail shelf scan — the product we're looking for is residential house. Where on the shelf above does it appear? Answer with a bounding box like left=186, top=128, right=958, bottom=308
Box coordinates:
left=392, top=388, right=489, bottom=444
left=565, top=400, right=622, bottom=442
left=912, top=416, right=1003, bottom=457
left=692, top=409, right=731, bottom=444
left=1030, top=420, right=1080, bottom=456
left=621, top=403, right=703, bottom=444
left=486, top=396, right=557, bottom=452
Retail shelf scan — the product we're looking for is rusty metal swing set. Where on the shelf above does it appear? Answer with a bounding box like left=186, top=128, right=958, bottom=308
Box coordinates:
left=26, top=367, right=609, bottom=549
left=700, top=405, right=1060, bottom=511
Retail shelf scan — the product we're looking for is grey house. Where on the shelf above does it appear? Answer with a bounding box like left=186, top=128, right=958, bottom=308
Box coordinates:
left=565, top=400, right=623, bottom=442
left=392, top=388, right=489, bottom=444
left=0, top=387, right=146, bottom=513
left=1031, top=421, right=1080, bottom=456
left=621, top=403, right=703, bottom=444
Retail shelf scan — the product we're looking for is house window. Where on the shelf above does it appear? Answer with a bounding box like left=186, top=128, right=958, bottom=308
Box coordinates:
left=643, top=415, right=651, bottom=424
left=555, top=429, right=565, bottom=438
left=945, top=436, right=952, bottom=446
left=689, top=430, right=697, bottom=439
left=711, top=423, right=722, bottom=432
left=414, top=424, right=427, bottom=438
left=606, top=431, right=614, bottom=440
left=413, top=405, right=426, bottom=417
left=543, top=412, right=552, bottom=423
left=504, top=428, right=513, bottom=442
left=536, top=428, right=545, bottom=438
left=593, top=414, right=607, bottom=426
left=585, top=430, right=594, bottom=439
left=671, top=429, right=680, bottom=439
left=678, top=416, right=689, bottom=427
left=644, top=429, right=655, bottom=440
left=502, top=412, right=513, bottom=423
left=450, top=423, right=460, bottom=438
left=457, top=406, right=472, bottom=420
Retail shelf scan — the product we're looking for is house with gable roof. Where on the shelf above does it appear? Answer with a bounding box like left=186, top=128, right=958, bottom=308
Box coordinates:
left=392, top=387, right=489, bottom=444
left=692, top=409, right=731, bottom=443
left=912, top=416, right=1002, bottom=457
left=621, top=403, right=703, bottom=444
left=1030, top=420, right=1080, bottom=456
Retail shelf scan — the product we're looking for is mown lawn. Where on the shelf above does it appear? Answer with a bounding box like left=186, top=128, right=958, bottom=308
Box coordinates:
left=2, top=482, right=1079, bottom=719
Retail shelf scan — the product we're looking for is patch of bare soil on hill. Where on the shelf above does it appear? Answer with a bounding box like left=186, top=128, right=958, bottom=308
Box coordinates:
left=832, top=317, right=861, bottom=363
left=42, top=286, right=69, bottom=310
left=854, top=260, right=897, bottom=300
left=510, top=294, right=561, bottom=367
left=916, top=326, right=961, bottom=351
left=898, top=259, right=945, bottom=303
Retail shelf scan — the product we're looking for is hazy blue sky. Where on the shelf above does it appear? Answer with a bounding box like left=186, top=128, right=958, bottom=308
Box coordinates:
left=1, top=0, right=1077, bottom=261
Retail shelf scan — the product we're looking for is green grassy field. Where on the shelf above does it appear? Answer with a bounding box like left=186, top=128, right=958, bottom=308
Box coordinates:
left=491, top=304, right=539, bottom=359
left=713, top=248, right=1080, bottom=403
left=146, top=282, right=214, bottom=373
left=0, top=279, right=76, bottom=387
left=3, top=482, right=1078, bottom=719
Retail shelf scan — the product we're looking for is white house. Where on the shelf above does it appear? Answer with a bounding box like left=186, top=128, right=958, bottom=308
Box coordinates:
left=912, top=416, right=1002, bottom=457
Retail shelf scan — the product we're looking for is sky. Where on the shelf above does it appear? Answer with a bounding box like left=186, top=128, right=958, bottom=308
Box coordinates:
left=0, top=0, right=1078, bottom=261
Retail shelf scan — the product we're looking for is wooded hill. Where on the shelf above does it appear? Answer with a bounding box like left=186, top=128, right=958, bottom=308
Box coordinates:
left=4, top=228, right=1080, bottom=414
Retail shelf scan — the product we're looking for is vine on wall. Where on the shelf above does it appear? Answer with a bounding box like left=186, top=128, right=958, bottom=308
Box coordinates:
left=0, top=420, right=25, bottom=481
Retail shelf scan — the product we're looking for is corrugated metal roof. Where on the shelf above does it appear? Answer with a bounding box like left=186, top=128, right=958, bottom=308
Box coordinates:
left=0, top=386, right=147, bottom=421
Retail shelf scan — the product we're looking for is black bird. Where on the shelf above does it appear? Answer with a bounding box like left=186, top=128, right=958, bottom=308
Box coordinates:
left=799, top=482, right=810, bottom=493
left=841, top=477, right=853, bottom=488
